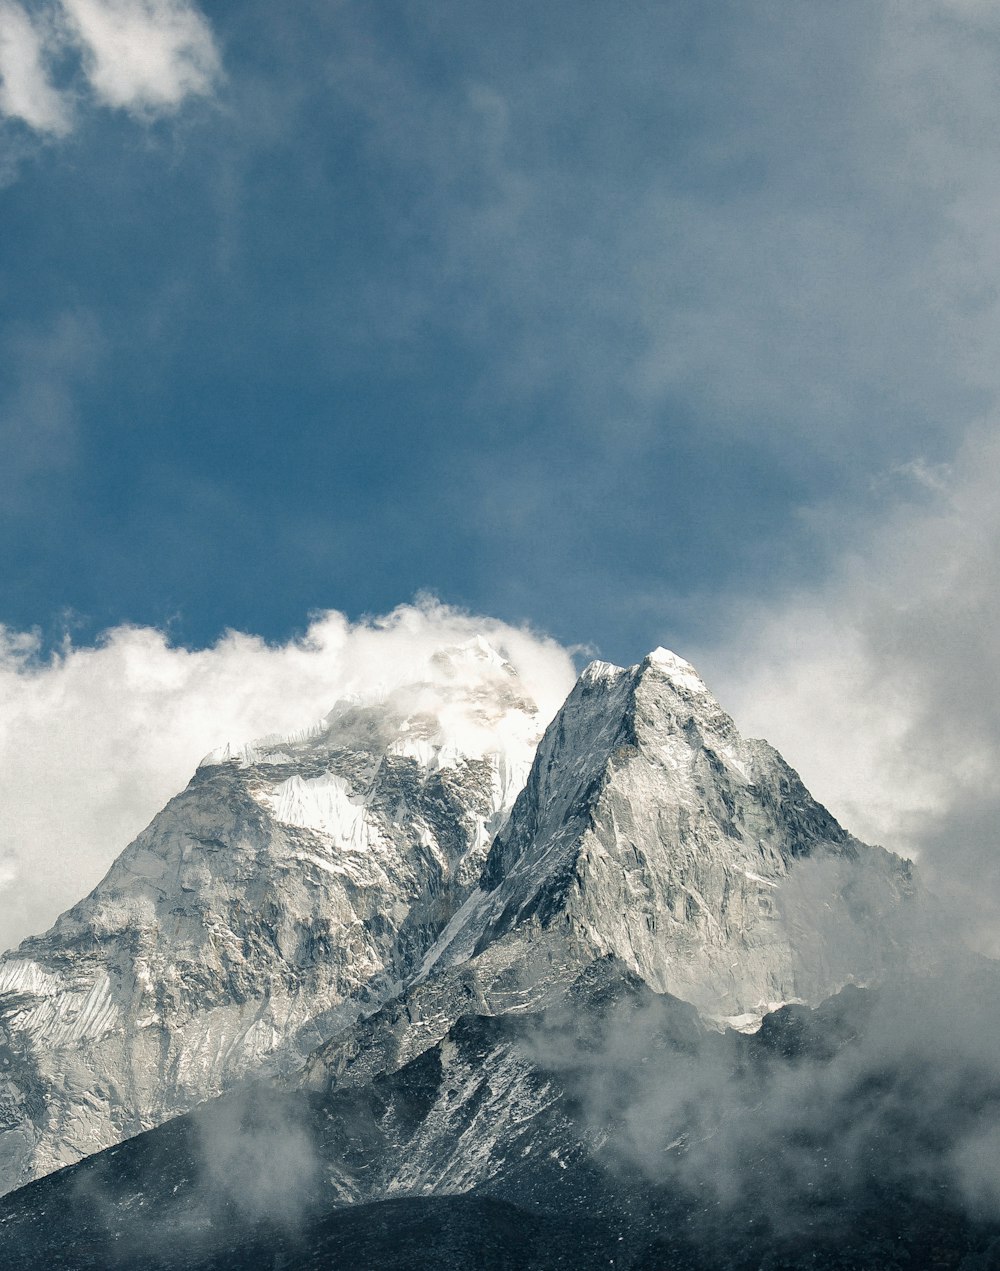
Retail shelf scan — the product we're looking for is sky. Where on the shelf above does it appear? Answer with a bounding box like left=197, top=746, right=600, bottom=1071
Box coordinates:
left=2, top=0, right=1000, bottom=947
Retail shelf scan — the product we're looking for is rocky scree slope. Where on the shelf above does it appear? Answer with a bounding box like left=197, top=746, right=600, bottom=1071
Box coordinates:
left=0, top=639, right=542, bottom=1194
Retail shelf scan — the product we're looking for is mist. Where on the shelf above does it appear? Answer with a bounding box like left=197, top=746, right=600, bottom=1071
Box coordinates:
left=522, top=951, right=1000, bottom=1259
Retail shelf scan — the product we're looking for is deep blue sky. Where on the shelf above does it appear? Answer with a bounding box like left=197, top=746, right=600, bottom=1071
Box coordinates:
left=1, top=0, right=993, bottom=663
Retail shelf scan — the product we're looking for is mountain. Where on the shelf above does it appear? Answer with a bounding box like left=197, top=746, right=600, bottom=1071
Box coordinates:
left=0, top=642, right=915, bottom=1203
left=298, top=648, right=915, bottom=1102
left=0, top=637, right=544, bottom=1193
left=423, top=648, right=913, bottom=1019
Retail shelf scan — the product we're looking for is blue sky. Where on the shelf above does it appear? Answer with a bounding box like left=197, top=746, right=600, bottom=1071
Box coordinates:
left=2, top=0, right=990, bottom=661
left=5, top=0, right=1000, bottom=944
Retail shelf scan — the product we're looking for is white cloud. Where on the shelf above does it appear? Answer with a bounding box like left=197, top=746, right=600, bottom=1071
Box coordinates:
left=0, top=600, right=575, bottom=953
left=60, top=0, right=219, bottom=113
left=0, top=2, right=70, bottom=133
left=0, top=0, right=219, bottom=134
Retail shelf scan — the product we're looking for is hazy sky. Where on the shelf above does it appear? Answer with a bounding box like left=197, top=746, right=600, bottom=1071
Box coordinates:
left=3, top=1, right=1000, bottom=946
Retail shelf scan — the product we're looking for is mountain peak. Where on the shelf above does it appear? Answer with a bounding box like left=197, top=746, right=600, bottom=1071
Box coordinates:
left=200, top=633, right=533, bottom=771
left=430, top=634, right=514, bottom=676
left=426, top=648, right=914, bottom=1019
left=0, top=635, right=549, bottom=1195
left=641, top=646, right=709, bottom=694
left=0, top=637, right=917, bottom=1202
left=579, top=648, right=711, bottom=701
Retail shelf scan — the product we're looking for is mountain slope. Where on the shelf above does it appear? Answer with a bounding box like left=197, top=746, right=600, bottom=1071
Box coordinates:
left=3, top=962, right=1000, bottom=1271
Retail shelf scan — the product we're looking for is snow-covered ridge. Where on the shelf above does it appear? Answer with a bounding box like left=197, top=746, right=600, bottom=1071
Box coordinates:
left=644, top=646, right=710, bottom=694
left=0, top=960, right=57, bottom=998
left=199, top=724, right=327, bottom=768
left=257, top=772, right=375, bottom=849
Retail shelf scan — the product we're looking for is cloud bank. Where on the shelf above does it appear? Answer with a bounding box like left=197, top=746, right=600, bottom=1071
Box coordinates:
left=0, top=0, right=219, bottom=134
left=0, top=600, right=575, bottom=952
left=699, top=423, right=1000, bottom=955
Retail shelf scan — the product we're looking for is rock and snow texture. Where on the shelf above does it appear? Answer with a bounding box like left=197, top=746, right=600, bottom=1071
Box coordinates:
left=0, top=641, right=915, bottom=1197
left=0, top=638, right=544, bottom=1194
left=421, top=649, right=915, bottom=1020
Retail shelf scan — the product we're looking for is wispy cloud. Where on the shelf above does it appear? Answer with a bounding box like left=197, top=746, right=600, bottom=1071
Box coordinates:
left=530, top=966, right=1000, bottom=1246
left=0, top=0, right=219, bottom=134
left=194, top=1089, right=321, bottom=1227
left=61, top=0, right=219, bottom=114
left=313, top=3, right=999, bottom=466
left=699, top=423, right=1000, bottom=954
left=0, top=309, right=104, bottom=507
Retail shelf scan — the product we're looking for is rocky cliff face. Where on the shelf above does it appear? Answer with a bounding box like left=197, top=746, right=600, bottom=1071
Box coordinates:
left=0, top=638, right=543, bottom=1193
left=0, top=642, right=916, bottom=1198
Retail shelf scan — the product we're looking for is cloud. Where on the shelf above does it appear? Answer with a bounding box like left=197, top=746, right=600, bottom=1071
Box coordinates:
left=0, top=3, right=70, bottom=133
left=0, top=599, right=576, bottom=953
left=525, top=963, right=1000, bottom=1249
left=697, top=423, right=1000, bottom=955
left=0, top=0, right=219, bottom=134
left=194, top=1088, right=321, bottom=1227
left=61, top=0, right=219, bottom=113
left=312, top=2, right=999, bottom=469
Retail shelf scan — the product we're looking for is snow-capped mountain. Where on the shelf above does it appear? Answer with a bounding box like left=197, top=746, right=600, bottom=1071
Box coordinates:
left=298, top=648, right=915, bottom=1101
left=0, top=641, right=915, bottom=1200
left=424, top=648, right=914, bottom=1019
left=0, top=637, right=544, bottom=1193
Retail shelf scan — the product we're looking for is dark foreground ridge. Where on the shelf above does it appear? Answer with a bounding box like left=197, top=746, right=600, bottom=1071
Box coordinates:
left=2, top=960, right=1000, bottom=1270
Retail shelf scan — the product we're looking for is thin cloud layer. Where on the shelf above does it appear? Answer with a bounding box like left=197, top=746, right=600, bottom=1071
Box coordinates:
left=0, top=600, right=575, bottom=953
left=0, top=0, right=219, bottom=133
left=524, top=963, right=1000, bottom=1246
left=699, top=423, right=1000, bottom=954
left=0, top=310, right=104, bottom=508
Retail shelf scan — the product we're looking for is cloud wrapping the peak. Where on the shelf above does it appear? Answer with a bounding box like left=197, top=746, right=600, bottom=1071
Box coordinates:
left=0, top=600, right=576, bottom=953
left=0, top=0, right=219, bottom=133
